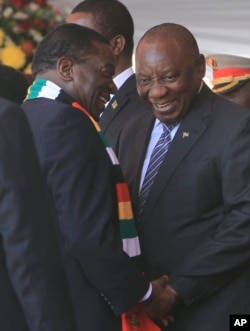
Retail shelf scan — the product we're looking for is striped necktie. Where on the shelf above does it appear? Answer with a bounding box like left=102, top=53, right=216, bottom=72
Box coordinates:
left=137, top=123, right=177, bottom=217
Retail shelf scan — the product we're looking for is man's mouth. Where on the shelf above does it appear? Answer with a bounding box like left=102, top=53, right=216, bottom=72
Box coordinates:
left=154, top=99, right=176, bottom=111
left=158, top=101, right=173, bottom=108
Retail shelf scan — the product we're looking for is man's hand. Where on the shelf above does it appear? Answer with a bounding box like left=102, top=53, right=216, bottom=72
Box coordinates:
left=138, top=275, right=179, bottom=326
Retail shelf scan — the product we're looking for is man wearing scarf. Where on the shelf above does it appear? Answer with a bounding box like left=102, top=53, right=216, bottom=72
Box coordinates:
left=22, top=23, right=172, bottom=331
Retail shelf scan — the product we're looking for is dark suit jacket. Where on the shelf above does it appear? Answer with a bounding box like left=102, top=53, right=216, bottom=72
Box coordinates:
left=117, top=84, right=250, bottom=331
left=0, top=98, right=76, bottom=331
left=99, top=74, right=147, bottom=149
left=22, top=97, right=149, bottom=331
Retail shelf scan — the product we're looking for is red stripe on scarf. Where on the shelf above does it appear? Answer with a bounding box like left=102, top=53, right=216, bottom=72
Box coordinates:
left=116, top=183, right=130, bottom=202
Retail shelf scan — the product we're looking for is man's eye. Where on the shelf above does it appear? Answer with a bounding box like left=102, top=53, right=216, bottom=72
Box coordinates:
left=139, top=78, right=151, bottom=86
left=162, top=74, right=178, bottom=82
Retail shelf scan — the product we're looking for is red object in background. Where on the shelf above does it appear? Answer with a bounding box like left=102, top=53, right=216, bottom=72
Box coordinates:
left=20, top=19, right=33, bottom=32
left=9, top=0, right=28, bottom=9
left=35, top=0, right=47, bottom=8
left=21, top=41, right=35, bottom=56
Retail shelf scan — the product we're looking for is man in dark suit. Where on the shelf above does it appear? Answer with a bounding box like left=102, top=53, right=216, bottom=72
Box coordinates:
left=0, top=64, right=29, bottom=104
left=0, top=97, right=76, bottom=331
left=117, top=23, right=250, bottom=331
left=68, top=0, right=147, bottom=149
left=21, top=23, right=173, bottom=331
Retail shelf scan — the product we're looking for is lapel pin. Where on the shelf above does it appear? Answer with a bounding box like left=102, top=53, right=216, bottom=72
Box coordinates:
left=111, top=99, right=118, bottom=109
left=182, top=131, right=190, bottom=138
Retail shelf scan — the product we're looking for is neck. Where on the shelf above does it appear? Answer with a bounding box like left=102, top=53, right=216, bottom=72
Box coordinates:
left=114, top=56, right=132, bottom=77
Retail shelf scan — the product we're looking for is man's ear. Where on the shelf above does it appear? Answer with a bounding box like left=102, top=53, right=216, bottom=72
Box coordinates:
left=196, top=54, right=206, bottom=79
left=57, top=57, right=74, bottom=81
left=109, top=34, right=125, bottom=56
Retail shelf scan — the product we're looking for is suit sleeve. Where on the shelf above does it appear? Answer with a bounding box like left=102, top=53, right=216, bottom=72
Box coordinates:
left=40, top=109, right=149, bottom=315
left=0, top=102, right=76, bottom=331
left=169, top=112, right=250, bottom=306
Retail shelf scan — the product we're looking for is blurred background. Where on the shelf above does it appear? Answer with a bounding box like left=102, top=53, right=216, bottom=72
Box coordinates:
left=50, top=0, right=250, bottom=57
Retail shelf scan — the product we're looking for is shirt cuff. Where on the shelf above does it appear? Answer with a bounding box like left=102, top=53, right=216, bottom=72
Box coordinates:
left=139, top=283, right=152, bottom=302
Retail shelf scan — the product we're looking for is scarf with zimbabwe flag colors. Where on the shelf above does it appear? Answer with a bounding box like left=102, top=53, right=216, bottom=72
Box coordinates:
left=26, top=79, right=160, bottom=331
left=26, top=78, right=140, bottom=257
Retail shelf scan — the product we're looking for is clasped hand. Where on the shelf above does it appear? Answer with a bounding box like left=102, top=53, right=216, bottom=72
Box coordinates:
left=139, top=275, right=179, bottom=327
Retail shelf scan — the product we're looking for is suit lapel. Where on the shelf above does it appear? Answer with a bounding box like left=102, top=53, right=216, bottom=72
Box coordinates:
left=99, top=75, right=137, bottom=131
left=139, top=85, right=212, bottom=224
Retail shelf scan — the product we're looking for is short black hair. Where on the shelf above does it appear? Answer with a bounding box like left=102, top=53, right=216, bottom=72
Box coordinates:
left=71, top=0, right=134, bottom=58
left=0, top=64, right=29, bottom=104
left=32, top=23, right=109, bottom=77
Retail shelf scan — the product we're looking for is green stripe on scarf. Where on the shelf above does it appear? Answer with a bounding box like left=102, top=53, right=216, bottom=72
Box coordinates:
left=120, top=220, right=139, bottom=239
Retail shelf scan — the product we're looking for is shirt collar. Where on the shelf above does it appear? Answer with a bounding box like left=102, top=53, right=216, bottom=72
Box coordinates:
left=113, top=67, right=134, bottom=90
left=198, top=81, right=204, bottom=94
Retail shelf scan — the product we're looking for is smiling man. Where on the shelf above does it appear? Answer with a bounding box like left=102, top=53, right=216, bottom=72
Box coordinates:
left=21, top=23, right=174, bottom=331
left=117, top=23, right=250, bottom=330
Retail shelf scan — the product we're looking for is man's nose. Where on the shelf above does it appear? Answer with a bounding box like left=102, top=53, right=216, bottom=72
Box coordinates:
left=148, top=81, right=169, bottom=99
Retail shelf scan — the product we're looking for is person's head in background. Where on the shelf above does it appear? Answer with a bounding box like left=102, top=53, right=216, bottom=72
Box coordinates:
left=206, top=54, right=250, bottom=110
left=32, top=23, right=116, bottom=120
left=68, top=0, right=134, bottom=77
left=0, top=64, right=29, bottom=104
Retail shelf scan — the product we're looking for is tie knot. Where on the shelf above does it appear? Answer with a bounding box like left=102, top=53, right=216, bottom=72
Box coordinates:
left=162, top=122, right=178, bottom=133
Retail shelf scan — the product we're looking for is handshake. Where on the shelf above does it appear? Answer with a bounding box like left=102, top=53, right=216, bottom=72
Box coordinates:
left=138, top=275, right=179, bottom=327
